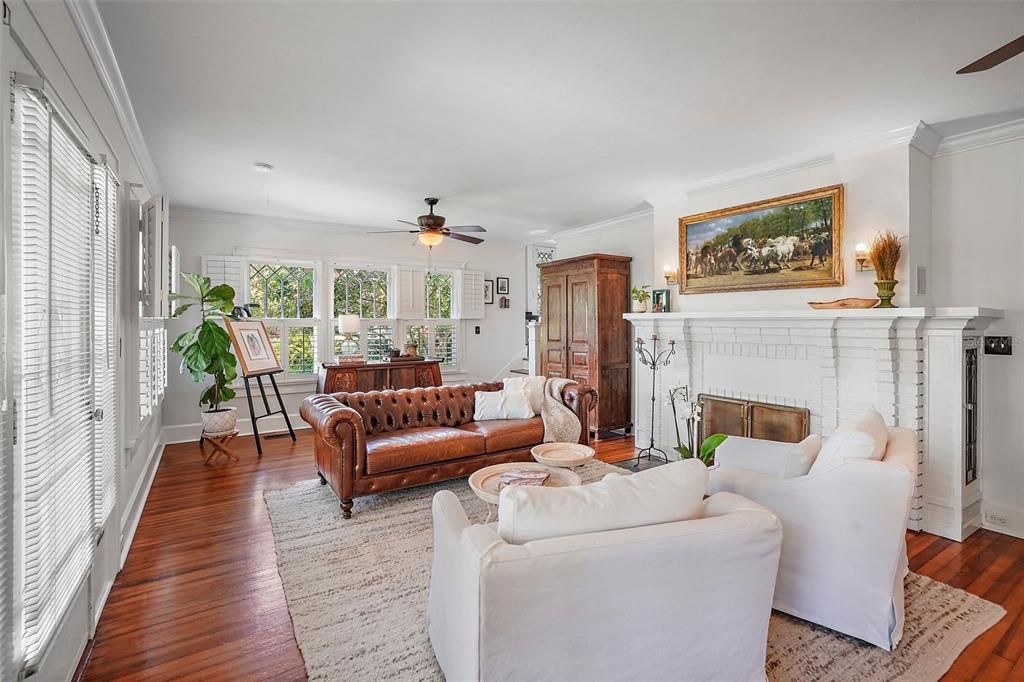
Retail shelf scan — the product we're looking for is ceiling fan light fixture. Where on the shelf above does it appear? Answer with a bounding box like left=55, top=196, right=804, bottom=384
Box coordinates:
left=418, top=231, right=444, bottom=247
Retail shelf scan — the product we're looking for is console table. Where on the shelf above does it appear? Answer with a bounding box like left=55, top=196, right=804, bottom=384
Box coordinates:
left=316, top=359, right=443, bottom=393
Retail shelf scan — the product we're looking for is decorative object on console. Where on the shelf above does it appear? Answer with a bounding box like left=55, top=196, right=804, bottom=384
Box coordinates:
left=223, top=316, right=297, bottom=456
left=633, top=334, right=675, bottom=467
left=337, top=314, right=362, bottom=360
left=808, top=297, right=878, bottom=309
left=484, top=279, right=494, bottom=304
left=495, top=276, right=509, bottom=295
left=651, top=288, right=671, bottom=313
left=869, top=230, right=903, bottom=308
left=679, top=184, right=844, bottom=295
left=669, top=389, right=727, bottom=466
left=630, top=284, right=651, bottom=313
left=401, top=342, right=419, bottom=357
left=169, top=273, right=241, bottom=437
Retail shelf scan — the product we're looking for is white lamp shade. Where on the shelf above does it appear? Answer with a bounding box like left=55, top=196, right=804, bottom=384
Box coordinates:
left=338, top=314, right=361, bottom=335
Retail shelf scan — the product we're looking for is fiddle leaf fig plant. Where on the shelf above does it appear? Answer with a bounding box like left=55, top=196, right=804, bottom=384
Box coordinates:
left=169, top=273, right=239, bottom=411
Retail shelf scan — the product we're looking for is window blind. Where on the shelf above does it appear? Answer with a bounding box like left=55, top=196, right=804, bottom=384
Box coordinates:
left=13, top=86, right=99, bottom=669
left=93, top=166, right=119, bottom=527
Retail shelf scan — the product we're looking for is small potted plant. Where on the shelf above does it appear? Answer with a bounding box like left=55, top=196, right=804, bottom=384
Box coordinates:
left=631, top=285, right=652, bottom=313
left=869, top=231, right=903, bottom=308
left=670, top=388, right=727, bottom=467
left=169, top=273, right=241, bottom=435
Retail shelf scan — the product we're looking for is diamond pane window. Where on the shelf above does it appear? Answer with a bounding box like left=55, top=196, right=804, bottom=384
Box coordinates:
left=333, top=268, right=388, bottom=318
left=249, top=263, right=315, bottom=319
left=287, top=326, right=317, bottom=374
left=425, top=272, right=453, bottom=319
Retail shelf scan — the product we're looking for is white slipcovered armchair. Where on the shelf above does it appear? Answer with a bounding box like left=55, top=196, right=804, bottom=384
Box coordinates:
left=428, top=489, right=782, bottom=682
left=708, top=422, right=918, bottom=650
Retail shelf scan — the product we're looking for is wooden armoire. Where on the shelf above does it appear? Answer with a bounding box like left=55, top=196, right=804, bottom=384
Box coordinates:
left=539, top=254, right=632, bottom=435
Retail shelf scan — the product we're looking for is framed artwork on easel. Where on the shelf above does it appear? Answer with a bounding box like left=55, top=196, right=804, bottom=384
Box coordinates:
left=225, top=318, right=282, bottom=376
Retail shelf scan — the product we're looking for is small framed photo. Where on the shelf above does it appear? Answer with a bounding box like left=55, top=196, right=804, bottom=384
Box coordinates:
left=652, top=288, right=671, bottom=313
left=499, top=296, right=510, bottom=309
left=224, top=318, right=282, bottom=377
left=484, top=279, right=494, bottom=304
left=496, top=277, right=510, bottom=295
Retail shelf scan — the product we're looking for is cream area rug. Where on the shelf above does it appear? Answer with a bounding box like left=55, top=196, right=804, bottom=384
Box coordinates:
left=264, top=461, right=1005, bottom=681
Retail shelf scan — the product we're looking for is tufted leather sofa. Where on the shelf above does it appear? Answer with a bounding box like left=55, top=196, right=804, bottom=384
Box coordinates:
left=300, top=381, right=597, bottom=518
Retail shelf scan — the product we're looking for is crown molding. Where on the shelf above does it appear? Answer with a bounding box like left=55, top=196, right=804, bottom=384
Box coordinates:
left=934, top=117, right=1024, bottom=158
left=681, top=151, right=836, bottom=198
left=552, top=207, right=654, bottom=239
left=66, top=0, right=162, bottom=195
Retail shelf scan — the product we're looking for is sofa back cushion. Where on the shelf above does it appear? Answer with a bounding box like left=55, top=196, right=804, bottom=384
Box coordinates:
left=809, top=409, right=889, bottom=474
left=333, top=382, right=502, bottom=435
left=497, top=459, right=708, bottom=544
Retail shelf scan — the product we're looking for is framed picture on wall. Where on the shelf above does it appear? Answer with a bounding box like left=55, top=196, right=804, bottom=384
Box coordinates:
left=224, top=318, right=282, bottom=377
left=496, top=277, right=510, bottom=295
left=484, top=279, right=494, bottom=304
left=679, top=184, right=844, bottom=295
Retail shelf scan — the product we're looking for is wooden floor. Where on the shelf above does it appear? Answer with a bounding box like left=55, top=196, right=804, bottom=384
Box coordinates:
left=77, top=431, right=1024, bottom=681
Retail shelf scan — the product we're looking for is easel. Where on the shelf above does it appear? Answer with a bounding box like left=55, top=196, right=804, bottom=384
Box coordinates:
left=242, top=368, right=296, bottom=456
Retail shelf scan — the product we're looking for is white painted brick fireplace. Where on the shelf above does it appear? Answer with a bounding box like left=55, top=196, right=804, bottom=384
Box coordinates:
left=625, top=307, right=1002, bottom=539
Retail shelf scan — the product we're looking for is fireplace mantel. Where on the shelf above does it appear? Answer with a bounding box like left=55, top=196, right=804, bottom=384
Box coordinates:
left=623, top=304, right=1004, bottom=540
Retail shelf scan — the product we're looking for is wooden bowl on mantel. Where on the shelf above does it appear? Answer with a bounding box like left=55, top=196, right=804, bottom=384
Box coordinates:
left=807, top=298, right=879, bottom=310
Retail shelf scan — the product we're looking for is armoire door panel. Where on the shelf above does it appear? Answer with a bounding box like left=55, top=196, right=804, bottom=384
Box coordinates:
left=571, top=352, right=589, bottom=367
left=569, top=277, right=593, bottom=345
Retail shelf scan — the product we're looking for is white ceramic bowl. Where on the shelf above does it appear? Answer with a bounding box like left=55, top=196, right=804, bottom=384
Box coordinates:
left=530, top=442, right=596, bottom=468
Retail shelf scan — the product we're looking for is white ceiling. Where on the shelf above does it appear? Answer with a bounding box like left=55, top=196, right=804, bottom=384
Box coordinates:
left=97, top=1, right=1024, bottom=239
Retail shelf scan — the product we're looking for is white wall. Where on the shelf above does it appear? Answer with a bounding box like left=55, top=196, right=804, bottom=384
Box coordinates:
left=162, top=208, right=527, bottom=441
left=932, top=137, right=1024, bottom=538
left=651, top=146, right=912, bottom=310
left=553, top=211, right=656, bottom=292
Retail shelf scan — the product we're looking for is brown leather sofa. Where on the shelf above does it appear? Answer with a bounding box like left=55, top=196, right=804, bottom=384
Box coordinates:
left=300, top=381, right=597, bottom=518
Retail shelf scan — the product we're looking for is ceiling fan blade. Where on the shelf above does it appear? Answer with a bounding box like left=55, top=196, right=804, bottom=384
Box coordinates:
left=957, top=34, right=1024, bottom=73
left=366, top=229, right=420, bottom=234
left=445, top=232, right=485, bottom=245
left=446, top=225, right=487, bottom=232
left=397, top=219, right=420, bottom=227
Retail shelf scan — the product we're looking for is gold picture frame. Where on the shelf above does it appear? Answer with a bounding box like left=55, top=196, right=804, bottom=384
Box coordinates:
left=224, top=318, right=282, bottom=377
left=678, top=184, right=844, bottom=295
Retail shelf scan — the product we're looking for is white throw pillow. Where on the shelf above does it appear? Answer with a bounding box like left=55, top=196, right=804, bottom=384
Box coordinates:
left=497, top=459, right=708, bottom=544
left=809, top=410, right=888, bottom=474
left=504, top=375, right=545, bottom=415
left=474, top=388, right=534, bottom=421
left=783, top=435, right=823, bottom=478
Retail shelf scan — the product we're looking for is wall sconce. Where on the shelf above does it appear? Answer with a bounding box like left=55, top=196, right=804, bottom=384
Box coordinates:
left=663, top=264, right=679, bottom=285
left=854, top=243, right=873, bottom=272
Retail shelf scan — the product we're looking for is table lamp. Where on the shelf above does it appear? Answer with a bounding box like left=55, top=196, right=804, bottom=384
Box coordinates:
left=337, top=314, right=363, bottom=362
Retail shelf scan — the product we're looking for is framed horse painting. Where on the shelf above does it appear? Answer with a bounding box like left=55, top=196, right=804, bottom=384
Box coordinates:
left=678, top=185, right=844, bottom=295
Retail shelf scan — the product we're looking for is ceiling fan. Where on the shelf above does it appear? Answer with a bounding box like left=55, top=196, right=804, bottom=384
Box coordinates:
left=957, top=33, right=1024, bottom=73
left=368, top=197, right=486, bottom=246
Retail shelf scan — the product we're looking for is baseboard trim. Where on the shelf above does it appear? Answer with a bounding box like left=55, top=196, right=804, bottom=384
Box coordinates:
left=119, top=437, right=165, bottom=567
left=981, top=501, right=1024, bottom=541
left=161, top=413, right=310, bottom=445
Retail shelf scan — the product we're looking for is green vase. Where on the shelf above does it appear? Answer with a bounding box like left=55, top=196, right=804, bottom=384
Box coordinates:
left=874, top=279, right=898, bottom=308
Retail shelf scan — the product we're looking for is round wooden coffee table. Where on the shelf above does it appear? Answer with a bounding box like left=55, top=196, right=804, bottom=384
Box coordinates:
left=468, top=462, right=581, bottom=522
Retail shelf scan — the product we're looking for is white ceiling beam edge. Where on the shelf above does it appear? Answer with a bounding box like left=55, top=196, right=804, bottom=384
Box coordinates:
left=67, top=0, right=162, bottom=195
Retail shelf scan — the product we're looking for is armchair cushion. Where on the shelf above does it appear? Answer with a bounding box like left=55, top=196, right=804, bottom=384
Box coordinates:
left=810, top=409, right=888, bottom=474
left=497, top=459, right=708, bottom=544
left=715, top=434, right=822, bottom=478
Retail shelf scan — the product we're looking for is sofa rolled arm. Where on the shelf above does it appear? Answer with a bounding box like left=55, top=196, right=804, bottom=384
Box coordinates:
left=560, top=383, right=598, bottom=445
left=300, top=394, right=368, bottom=503
left=300, top=394, right=365, bottom=449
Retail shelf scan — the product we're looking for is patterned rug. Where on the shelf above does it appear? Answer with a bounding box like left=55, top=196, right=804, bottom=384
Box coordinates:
left=264, top=461, right=1005, bottom=681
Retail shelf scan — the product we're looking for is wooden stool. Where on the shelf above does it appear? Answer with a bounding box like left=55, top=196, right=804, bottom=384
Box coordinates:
left=200, top=430, right=240, bottom=465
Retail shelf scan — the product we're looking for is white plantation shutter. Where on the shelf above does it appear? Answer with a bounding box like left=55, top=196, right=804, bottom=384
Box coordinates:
left=93, top=166, right=119, bottom=527
left=13, top=87, right=96, bottom=667
left=396, top=268, right=425, bottom=319
left=202, top=255, right=245, bottom=303
left=455, top=270, right=485, bottom=320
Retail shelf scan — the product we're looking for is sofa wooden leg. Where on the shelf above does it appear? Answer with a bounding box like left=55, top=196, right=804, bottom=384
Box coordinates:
left=341, top=498, right=353, bottom=519
left=317, top=470, right=327, bottom=485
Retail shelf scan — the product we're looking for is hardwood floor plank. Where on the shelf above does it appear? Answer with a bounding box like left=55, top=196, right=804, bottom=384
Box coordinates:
left=77, top=430, right=1024, bottom=681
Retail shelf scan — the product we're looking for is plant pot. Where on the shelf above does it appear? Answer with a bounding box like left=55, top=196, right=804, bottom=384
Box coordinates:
left=201, top=406, right=237, bottom=436
left=874, top=279, right=898, bottom=309
left=632, top=301, right=648, bottom=313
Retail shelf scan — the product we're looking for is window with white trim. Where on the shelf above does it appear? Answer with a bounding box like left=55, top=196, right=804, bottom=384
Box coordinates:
left=408, top=272, right=458, bottom=367
left=332, top=267, right=393, bottom=362
left=247, top=261, right=319, bottom=375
